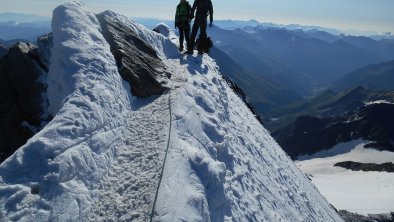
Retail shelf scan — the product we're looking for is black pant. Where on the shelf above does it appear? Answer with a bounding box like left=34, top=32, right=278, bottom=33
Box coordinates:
left=190, top=19, right=207, bottom=51
left=179, top=23, right=190, bottom=50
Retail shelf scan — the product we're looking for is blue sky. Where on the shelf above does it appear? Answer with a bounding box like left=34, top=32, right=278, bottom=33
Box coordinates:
left=0, top=0, right=393, bottom=33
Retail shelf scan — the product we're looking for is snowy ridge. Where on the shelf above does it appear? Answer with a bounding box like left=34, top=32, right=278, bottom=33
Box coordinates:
left=0, top=1, right=342, bottom=221
left=0, top=2, right=132, bottom=221
left=88, top=92, right=170, bottom=221
left=154, top=51, right=342, bottom=221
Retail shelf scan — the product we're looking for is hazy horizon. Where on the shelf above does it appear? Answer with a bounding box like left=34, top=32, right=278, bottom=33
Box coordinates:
left=0, top=0, right=393, bottom=35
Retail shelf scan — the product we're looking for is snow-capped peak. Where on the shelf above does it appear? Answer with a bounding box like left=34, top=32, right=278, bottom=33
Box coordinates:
left=0, top=1, right=342, bottom=221
left=365, top=100, right=394, bottom=106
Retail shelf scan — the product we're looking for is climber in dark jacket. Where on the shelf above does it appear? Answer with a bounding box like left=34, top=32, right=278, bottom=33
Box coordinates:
left=189, top=0, right=213, bottom=53
left=175, top=0, right=193, bottom=52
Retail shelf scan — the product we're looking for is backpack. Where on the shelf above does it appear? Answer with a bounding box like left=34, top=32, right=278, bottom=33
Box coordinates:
left=196, top=36, right=213, bottom=54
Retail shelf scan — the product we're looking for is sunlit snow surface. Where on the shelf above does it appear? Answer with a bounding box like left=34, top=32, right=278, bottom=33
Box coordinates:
left=297, top=140, right=394, bottom=215
left=0, top=1, right=341, bottom=221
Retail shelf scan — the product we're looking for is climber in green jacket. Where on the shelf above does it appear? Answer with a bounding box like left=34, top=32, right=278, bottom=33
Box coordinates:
left=175, top=0, right=193, bottom=52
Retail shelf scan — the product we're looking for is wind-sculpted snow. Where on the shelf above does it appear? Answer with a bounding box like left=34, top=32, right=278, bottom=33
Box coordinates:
left=0, top=1, right=342, bottom=221
left=0, top=1, right=132, bottom=221
left=153, top=52, right=342, bottom=221
left=88, top=90, right=170, bottom=221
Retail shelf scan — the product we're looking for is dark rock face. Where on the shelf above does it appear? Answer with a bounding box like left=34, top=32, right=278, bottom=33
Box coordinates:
left=273, top=115, right=344, bottom=158
left=274, top=103, right=394, bottom=159
left=96, top=13, right=168, bottom=98
left=339, top=210, right=394, bottom=222
left=37, top=33, right=53, bottom=70
left=335, top=161, right=394, bottom=173
left=266, top=86, right=394, bottom=132
left=0, top=44, right=7, bottom=59
left=0, top=42, right=47, bottom=162
left=222, top=75, right=263, bottom=124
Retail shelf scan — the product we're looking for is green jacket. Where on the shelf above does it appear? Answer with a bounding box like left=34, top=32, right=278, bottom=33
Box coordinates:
left=175, top=1, right=192, bottom=26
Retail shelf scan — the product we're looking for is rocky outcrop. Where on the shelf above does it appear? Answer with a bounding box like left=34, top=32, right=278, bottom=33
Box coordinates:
left=222, top=75, right=263, bottom=124
left=37, top=33, right=53, bottom=70
left=0, top=42, right=48, bottom=163
left=339, top=210, right=394, bottom=222
left=334, top=161, right=394, bottom=173
left=266, top=86, right=394, bottom=132
left=274, top=103, right=394, bottom=159
left=0, top=44, right=7, bottom=59
left=96, top=13, right=168, bottom=98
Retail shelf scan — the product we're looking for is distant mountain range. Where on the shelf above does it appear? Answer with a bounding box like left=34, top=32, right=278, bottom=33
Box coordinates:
left=370, top=32, right=394, bottom=41
left=274, top=102, right=394, bottom=159
left=209, top=26, right=394, bottom=96
left=0, top=13, right=49, bottom=23
left=0, top=21, right=51, bottom=41
left=265, top=86, right=394, bottom=131
left=133, top=17, right=390, bottom=37
left=264, top=86, right=394, bottom=158
left=0, top=13, right=51, bottom=41
left=210, top=46, right=303, bottom=113
left=1, top=12, right=391, bottom=40
left=330, top=60, right=394, bottom=92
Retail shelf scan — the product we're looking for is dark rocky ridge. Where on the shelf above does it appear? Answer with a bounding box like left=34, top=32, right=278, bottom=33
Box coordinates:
left=96, top=13, right=169, bottom=98
left=334, top=161, right=394, bottom=173
left=36, top=33, right=53, bottom=69
left=331, top=60, right=394, bottom=93
left=222, top=75, right=263, bottom=124
left=0, top=44, right=7, bottom=59
left=339, top=210, right=394, bottom=222
left=266, top=86, right=394, bottom=132
left=0, top=42, right=48, bottom=162
left=274, top=103, right=394, bottom=159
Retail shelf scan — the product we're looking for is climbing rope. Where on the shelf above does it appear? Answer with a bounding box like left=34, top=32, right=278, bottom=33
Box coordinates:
left=149, top=89, right=173, bottom=222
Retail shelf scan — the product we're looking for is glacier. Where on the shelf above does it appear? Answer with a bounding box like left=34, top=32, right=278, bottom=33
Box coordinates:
left=0, top=1, right=342, bottom=221
left=297, top=140, right=394, bottom=215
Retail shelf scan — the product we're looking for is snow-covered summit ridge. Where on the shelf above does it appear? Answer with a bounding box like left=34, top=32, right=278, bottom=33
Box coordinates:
left=0, top=1, right=342, bottom=221
left=0, top=1, right=132, bottom=221
left=153, top=44, right=342, bottom=221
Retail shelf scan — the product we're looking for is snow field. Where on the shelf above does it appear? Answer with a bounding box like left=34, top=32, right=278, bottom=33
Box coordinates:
left=297, top=140, right=394, bottom=215
left=312, top=172, right=394, bottom=215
